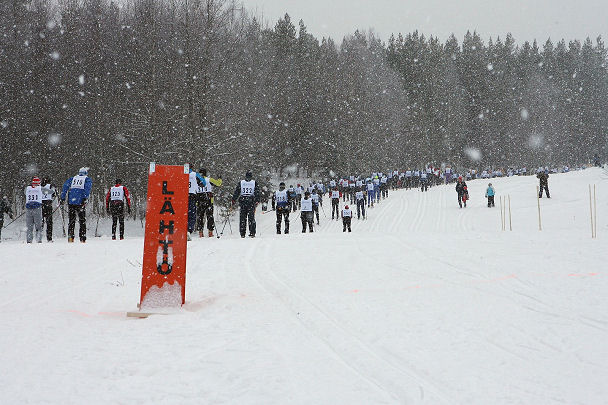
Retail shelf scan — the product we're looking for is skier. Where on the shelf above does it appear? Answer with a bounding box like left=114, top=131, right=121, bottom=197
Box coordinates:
left=272, top=182, right=290, bottom=234
left=231, top=170, right=260, bottom=238
left=341, top=204, right=352, bottom=232
left=287, top=185, right=297, bottom=212
left=380, top=175, right=388, bottom=199
left=355, top=187, right=366, bottom=219
left=537, top=167, right=550, bottom=198
left=485, top=183, right=495, bottom=207
left=187, top=166, right=206, bottom=239
left=366, top=180, right=375, bottom=207
left=60, top=167, right=92, bottom=243
left=405, top=169, right=412, bottom=189
left=105, top=178, right=132, bottom=240
left=330, top=187, right=340, bottom=220
left=455, top=177, right=468, bottom=208
left=420, top=171, right=428, bottom=192
left=41, top=177, right=57, bottom=242
left=300, top=191, right=314, bottom=233
left=295, top=184, right=303, bottom=210
left=0, top=195, right=14, bottom=242
left=311, top=188, right=321, bottom=225
left=25, top=176, right=44, bottom=243
left=197, top=168, right=222, bottom=237
left=373, top=175, right=381, bottom=203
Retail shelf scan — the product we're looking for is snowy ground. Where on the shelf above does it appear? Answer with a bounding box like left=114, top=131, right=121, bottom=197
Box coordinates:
left=1, top=168, right=607, bottom=405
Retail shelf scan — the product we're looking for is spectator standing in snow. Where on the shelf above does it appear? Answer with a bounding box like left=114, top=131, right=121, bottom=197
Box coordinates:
left=485, top=183, right=495, bottom=207
left=455, top=177, right=468, bottom=208
left=537, top=167, right=550, bottom=198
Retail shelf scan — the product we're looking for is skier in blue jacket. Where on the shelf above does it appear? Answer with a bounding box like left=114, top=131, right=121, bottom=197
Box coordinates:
left=60, top=167, right=93, bottom=242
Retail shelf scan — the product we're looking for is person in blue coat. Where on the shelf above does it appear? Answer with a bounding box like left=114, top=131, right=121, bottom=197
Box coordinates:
left=60, top=167, right=93, bottom=242
left=485, top=183, right=495, bottom=207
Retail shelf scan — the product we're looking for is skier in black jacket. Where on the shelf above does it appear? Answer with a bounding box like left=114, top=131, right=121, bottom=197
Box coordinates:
left=455, top=177, right=468, bottom=208
left=232, top=170, right=260, bottom=238
left=0, top=196, right=14, bottom=242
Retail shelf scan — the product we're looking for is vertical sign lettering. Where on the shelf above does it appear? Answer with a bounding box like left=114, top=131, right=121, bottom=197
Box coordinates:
left=139, top=164, right=189, bottom=308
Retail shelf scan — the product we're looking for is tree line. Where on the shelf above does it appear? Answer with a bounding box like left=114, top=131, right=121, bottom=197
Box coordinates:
left=1, top=0, right=606, bottom=205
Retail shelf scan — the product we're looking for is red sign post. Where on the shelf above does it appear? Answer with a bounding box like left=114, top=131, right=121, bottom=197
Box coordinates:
left=139, top=163, right=189, bottom=309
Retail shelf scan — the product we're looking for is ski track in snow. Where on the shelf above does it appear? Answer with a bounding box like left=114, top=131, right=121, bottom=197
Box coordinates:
left=1, top=168, right=608, bottom=404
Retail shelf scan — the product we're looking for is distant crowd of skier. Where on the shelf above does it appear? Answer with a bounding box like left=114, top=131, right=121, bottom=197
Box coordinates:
left=0, top=161, right=592, bottom=243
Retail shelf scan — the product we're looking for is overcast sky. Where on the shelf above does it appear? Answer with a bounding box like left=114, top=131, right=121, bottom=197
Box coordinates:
left=240, top=0, right=608, bottom=44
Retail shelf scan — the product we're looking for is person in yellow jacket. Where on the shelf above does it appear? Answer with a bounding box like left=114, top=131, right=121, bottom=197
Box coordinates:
left=197, top=168, right=223, bottom=237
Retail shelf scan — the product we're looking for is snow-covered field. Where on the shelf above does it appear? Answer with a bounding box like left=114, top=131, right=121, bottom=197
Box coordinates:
left=1, top=168, right=607, bottom=405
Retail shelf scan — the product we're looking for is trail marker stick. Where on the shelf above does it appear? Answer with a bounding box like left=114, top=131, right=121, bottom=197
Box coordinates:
left=536, top=186, right=542, bottom=231
left=508, top=195, right=512, bottom=231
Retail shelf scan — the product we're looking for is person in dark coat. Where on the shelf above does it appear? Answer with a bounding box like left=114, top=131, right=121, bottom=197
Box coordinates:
left=232, top=170, right=260, bottom=238
left=455, top=177, right=468, bottom=208
left=537, top=167, right=550, bottom=198
left=0, top=195, right=14, bottom=242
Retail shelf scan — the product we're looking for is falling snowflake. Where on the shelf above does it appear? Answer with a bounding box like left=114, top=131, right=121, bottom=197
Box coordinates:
left=50, top=51, right=60, bottom=60
left=48, top=132, right=62, bottom=146
left=487, top=63, right=493, bottom=71
left=464, top=147, right=482, bottom=162
left=528, top=134, right=544, bottom=149
left=1, top=120, right=8, bottom=129
left=79, top=75, right=85, bottom=85
left=520, top=108, right=529, bottom=120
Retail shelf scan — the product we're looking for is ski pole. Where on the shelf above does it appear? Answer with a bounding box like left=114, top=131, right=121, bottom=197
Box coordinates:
left=2, top=211, right=25, bottom=228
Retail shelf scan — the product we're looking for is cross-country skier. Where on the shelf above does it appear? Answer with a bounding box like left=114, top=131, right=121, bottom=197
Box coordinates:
left=197, top=168, right=222, bottom=237
left=187, top=166, right=206, bottom=240
left=420, top=171, right=428, bottom=192
left=330, top=187, right=340, bottom=220
left=0, top=195, right=14, bottom=242
left=41, top=177, right=56, bottom=242
left=341, top=204, right=352, bottom=232
left=355, top=187, right=366, bottom=219
left=25, top=176, right=44, bottom=243
left=60, top=167, right=92, bottom=243
left=295, top=184, right=303, bottom=210
left=311, top=188, right=321, bottom=225
left=232, top=170, right=260, bottom=238
left=366, top=180, right=375, bottom=207
left=272, top=182, right=290, bottom=234
left=301, top=191, right=314, bottom=233
left=105, top=178, right=132, bottom=240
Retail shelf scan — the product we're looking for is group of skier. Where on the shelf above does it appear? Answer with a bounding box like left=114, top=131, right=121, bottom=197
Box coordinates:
left=0, top=161, right=561, bottom=243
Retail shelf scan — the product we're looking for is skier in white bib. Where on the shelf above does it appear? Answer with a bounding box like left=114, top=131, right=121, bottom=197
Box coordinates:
left=105, top=178, right=132, bottom=240
left=231, top=170, right=260, bottom=238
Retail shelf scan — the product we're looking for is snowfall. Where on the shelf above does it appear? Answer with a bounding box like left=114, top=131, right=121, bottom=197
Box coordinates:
left=1, top=168, right=607, bottom=405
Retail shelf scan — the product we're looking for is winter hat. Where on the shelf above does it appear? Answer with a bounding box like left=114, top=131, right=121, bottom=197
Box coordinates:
left=78, top=167, right=88, bottom=175
left=345, top=205, right=349, bottom=209
left=115, top=178, right=122, bottom=184
left=32, top=176, right=41, bottom=186
left=488, top=183, right=492, bottom=186
left=245, top=170, right=252, bottom=180
left=199, top=168, right=207, bottom=176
